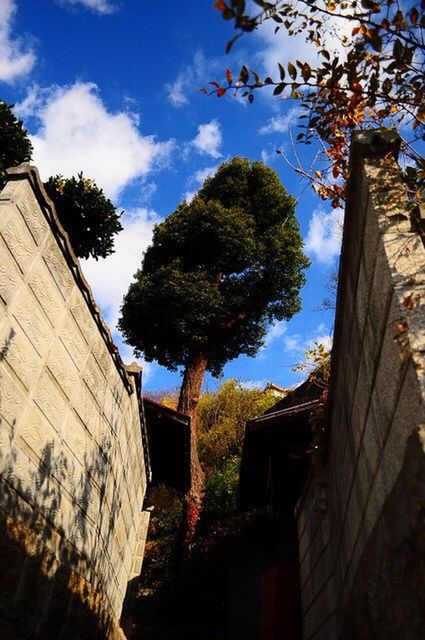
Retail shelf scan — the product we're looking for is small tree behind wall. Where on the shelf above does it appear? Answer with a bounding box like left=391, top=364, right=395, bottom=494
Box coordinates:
left=119, top=157, right=309, bottom=541
left=0, top=100, right=32, bottom=189
left=44, top=174, right=123, bottom=260
left=0, top=100, right=123, bottom=261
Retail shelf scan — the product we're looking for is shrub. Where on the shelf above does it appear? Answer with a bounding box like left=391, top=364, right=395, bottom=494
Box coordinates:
left=44, top=173, right=123, bottom=260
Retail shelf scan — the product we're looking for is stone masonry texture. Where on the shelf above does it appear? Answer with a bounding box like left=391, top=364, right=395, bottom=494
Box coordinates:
left=0, top=165, right=148, bottom=639
left=295, top=130, right=425, bottom=639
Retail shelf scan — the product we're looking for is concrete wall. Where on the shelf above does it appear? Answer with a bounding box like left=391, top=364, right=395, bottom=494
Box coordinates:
left=296, top=131, right=425, bottom=639
left=0, top=165, right=149, bottom=639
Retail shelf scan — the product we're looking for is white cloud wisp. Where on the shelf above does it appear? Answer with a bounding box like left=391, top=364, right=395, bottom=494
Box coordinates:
left=81, top=207, right=158, bottom=330
left=184, top=163, right=220, bottom=202
left=59, top=0, right=117, bottom=14
left=283, top=323, right=333, bottom=361
left=0, top=0, right=36, bottom=83
left=263, top=320, right=288, bottom=348
left=191, top=120, right=223, bottom=159
left=165, top=50, right=224, bottom=108
left=304, top=207, right=344, bottom=266
left=259, top=107, right=300, bottom=135
left=81, top=206, right=159, bottom=381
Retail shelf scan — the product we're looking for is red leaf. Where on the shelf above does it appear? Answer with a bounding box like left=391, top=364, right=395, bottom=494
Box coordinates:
left=225, top=32, right=243, bottom=54
left=214, top=0, right=226, bottom=11
left=226, top=68, right=233, bottom=84
left=217, top=87, right=227, bottom=97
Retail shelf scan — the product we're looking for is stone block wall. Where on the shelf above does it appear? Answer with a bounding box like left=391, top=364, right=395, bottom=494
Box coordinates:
left=296, top=131, right=425, bottom=639
left=0, top=165, right=149, bottom=639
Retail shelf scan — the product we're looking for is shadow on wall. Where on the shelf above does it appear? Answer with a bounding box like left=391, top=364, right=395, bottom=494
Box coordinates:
left=0, top=330, right=131, bottom=639
left=295, top=130, right=425, bottom=640
left=0, top=508, right=116, bottom=640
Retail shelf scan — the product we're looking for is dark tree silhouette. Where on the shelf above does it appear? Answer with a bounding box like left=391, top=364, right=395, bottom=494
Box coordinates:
left=0, top=99, right=32, bottom=188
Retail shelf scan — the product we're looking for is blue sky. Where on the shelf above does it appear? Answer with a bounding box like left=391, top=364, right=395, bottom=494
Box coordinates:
left=0, top=0, right=342, bottom=391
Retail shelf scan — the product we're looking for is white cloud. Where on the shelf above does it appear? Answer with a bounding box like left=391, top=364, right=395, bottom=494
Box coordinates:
left=192, top=165, right=218, bottom=184
left=16, top=82, right=174, bottom=201
left=256, top=320, right=288, bottom=359
left=307, top=333, right=333, bottom=352
left=284, top=324, right=332, bottom=358
left=191, top=120, right=222, bottom=159
left=304, top=207, right=344, bottom=266
left=264, top=320, right=287, bottom=347
left=59, top=0, right=117, bottom=14
left=137, top=181, right=157, bottom=204
left=259, top=107, right=300, bottom=134
left=165, top=51, right=204, bottom=107
left=0, top=0, right=36, bottom=83
left=260, top=144, right=281, bottom=165
left=306, top=323, right=333, bottom=352
left=165, top=48, right=251, bottom=111
left=166, top=74, right=189, bottom=108
left=261, top=148, right=272, bottom=164
left=184, top=190, right=197, bottom=204
left=81, top=207, right=158, bottom=330
left=184, top=163, right=220, bottom=202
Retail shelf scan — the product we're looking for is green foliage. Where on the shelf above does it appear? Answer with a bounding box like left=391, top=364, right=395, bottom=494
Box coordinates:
left=202, top=455, right=240, bottom=520
left=294, top=342, right=331, bottom=502
left=139, top=379, right=280, bottom=636
left=198, top=379, right=276, bottom=471
left=147, top=485, right=182, bottom=540
left=145, top=380, right=277, bottom=540
left=293, top=341, right=331, bottom=390
left=44, top=174, right=123, bottom=260
left=0, top=100, right=32, bottom=189
left=119, top=157, right=309, bottom=376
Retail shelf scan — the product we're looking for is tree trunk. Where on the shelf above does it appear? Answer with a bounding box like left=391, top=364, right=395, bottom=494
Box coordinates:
left=177, top=350, right=208, bottom=545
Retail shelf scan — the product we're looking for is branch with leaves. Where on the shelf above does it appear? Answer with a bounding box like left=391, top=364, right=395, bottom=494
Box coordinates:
left=205, top=0, right=425, bottom=207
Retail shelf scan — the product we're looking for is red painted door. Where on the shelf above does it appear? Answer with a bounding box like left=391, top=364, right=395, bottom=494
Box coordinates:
left=259, top=562, right=302, bottom=640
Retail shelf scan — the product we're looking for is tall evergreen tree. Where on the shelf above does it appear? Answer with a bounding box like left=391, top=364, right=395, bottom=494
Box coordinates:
left=119, top=157, right=309, bottom=540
